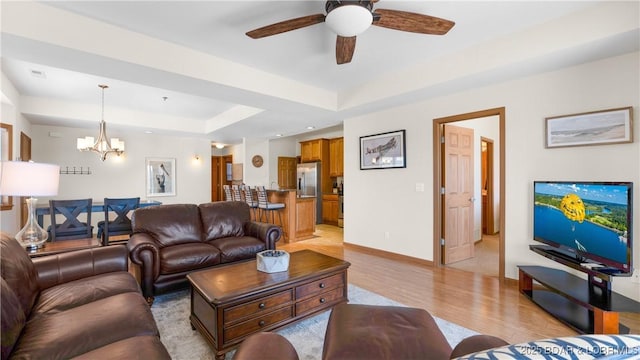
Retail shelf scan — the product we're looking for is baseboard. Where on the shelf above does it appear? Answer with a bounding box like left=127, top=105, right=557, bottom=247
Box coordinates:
left=343, top=242, right=434, bottom=268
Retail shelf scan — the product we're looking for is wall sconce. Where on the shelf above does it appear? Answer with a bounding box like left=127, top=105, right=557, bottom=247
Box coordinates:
left=192, top=155, right=201, bottom=165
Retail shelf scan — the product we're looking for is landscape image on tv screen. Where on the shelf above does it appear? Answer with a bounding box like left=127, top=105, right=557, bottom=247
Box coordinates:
left=534, top=182, right=629, bottom=265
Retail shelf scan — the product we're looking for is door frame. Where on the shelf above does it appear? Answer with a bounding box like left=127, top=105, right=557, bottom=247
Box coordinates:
left=481, top=137, right=495, bottom=235
left=432, top=107, right=506, bottom=282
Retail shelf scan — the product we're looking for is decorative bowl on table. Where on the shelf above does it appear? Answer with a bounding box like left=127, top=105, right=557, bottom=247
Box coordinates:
left=256, top=250, right=290, bottom=273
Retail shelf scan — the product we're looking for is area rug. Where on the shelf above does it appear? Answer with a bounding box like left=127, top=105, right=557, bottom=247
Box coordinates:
left=151, top=284, right=478, bottom=360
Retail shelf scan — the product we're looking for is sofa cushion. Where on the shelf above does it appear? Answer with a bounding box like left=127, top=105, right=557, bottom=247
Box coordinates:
left=132, top=204, right=203, bottom=246
left=31, top=272, right=142, bottom=318
left=199, top=202, right=250, bottom=241
left=1, top=278, right=26, bottom=359
left=10, top=292, right=159, bottom=359
left=71, top=335, right=171, bottom=360
left=160, top=243, right=221, bottom=274
left=0, top=234, right=39, bottom=321
left=209, top=236, right=267, bottom=263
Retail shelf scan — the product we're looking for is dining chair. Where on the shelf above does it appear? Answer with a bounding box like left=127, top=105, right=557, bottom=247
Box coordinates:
left=231, top=185, right=244, bottom=202
left=48, top=198, right=93, bottom=241
left=255, top=186, right=284, bottom=226
left=242, top=185, right=259, bottom=220
left=223, top=185, right=233, bottom=201
left=97, top=197, right=140, bottom=246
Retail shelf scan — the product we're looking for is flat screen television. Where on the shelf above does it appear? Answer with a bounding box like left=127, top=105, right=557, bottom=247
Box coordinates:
left=533, top=181, right=633, bottom=275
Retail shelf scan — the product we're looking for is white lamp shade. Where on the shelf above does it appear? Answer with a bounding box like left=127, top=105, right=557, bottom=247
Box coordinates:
left=77, top=136, right=94, bottom=150
left=0, top=161, right=60, bottom=196
left=111, top=138, right=124, bottom=151
left=325, top=5, right=373, bottom=37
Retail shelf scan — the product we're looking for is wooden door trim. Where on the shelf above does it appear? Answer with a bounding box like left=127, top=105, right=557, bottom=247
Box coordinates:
left=433, top=107, right=505, bottom=282
left=481, top=137, right=495, bottom=235
left=0, top=123, right=13, bottom=211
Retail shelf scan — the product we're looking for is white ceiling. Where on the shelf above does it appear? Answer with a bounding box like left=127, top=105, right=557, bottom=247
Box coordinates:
left=1, top=1, right=638, bottom=145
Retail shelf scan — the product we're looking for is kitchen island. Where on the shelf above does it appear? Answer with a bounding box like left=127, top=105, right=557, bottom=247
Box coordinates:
left=267, top=189, right=316, bottom=243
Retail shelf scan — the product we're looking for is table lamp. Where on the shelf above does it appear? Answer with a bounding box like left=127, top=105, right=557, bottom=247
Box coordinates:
left=0, top=161, right=60, bottom=250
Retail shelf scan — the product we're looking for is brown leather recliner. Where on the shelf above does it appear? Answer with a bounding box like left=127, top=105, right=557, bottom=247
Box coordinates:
left=128, top=201, right=282, bottom=305
left=0, top=233, right=170, bottom=359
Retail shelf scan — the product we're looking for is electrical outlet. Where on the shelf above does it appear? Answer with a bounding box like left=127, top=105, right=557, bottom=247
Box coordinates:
left=633, top=270, right=640, bottom=284
left=384, top=232, right=390, bottom=241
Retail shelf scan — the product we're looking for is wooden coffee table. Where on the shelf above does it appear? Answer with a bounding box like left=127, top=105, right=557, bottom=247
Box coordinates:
left=187, top=250, right=350, bottom=360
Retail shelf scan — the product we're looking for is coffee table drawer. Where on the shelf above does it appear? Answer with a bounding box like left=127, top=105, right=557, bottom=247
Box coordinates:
left=296, top=273, right=344, bottom=300
left=224, top=290, right=293, bottom=324
left=224, top=306, right=293, bottom=342
left=296, top=287, right=344, bottom=316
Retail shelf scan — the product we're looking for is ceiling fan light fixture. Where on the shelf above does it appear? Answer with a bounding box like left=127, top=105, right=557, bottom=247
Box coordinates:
left=325, top=5, right=373, bottom=37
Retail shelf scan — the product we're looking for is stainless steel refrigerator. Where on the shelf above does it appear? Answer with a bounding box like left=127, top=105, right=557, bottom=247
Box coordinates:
left=297, top=162, right=322, bottom=224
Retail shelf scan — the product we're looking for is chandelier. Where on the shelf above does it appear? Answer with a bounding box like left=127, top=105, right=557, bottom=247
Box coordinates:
left=76, top=84, right=125, bottom=161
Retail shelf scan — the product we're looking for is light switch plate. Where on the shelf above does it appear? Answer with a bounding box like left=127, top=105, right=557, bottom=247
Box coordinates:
left=415, top=183, right=425, bottom=192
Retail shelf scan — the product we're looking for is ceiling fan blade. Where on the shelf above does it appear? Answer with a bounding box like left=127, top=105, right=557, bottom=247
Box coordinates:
left=373, top=9, right=455, bottom=35
left=246, top=14, right=325, bottom=39
left=336, top=36, right=356, bottom=65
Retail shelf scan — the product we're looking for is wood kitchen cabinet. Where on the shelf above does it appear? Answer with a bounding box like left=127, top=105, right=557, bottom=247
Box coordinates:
left=299, top=138, right=332, bottom=195
left=300, top=139, right=328, bottom=163
left=329, top=137, right=343, bottom=177
left=277, top=157, right=297, bottom=189
left=322, top=194, right=339, bottom=226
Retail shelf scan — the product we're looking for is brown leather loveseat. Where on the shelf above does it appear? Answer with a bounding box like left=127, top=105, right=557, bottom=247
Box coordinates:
left=0, top=233, right=170, bottom=360
left=128, top=201, right=282, bottom=304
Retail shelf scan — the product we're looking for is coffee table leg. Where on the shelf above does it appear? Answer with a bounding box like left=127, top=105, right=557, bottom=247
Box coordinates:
left=215, top=352, right=226, bottom=360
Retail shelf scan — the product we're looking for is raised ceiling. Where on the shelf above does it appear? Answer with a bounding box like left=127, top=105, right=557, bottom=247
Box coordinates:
left=1, top=1, right=638, bottom=145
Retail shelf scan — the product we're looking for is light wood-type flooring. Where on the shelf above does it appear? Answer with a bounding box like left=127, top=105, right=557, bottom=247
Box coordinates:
left=277, top=225, right=639, bottom=344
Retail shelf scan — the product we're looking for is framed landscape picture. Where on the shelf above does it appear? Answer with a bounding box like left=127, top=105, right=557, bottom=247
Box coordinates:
left=146, top=157, right=176, bottom=197
left=545, top=107, right=633, bottom=148
left=360, top=130, right=406, bottom=170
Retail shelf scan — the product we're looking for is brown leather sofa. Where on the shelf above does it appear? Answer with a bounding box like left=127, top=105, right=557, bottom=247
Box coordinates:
left=128, top=201, right=282, bottom=304
left=0, top=233, right=170, bottom=360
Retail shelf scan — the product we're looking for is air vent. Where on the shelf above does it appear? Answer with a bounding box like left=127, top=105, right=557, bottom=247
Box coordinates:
left=30, top=69, right=46, bottom=78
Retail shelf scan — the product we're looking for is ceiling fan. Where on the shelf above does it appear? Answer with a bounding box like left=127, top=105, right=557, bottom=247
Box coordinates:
left=246, top=0, right=455, bottom=65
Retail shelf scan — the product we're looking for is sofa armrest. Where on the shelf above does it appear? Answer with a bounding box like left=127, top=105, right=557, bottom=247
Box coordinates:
left=450, top=335, right=509, bottom=359
left=33, top=245, right=129, bottom=290
left=127, top=232, right=162, bottom=301
left=244, top=221, right=282, bottom=249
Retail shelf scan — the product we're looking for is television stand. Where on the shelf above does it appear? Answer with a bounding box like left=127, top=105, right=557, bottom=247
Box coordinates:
left=518, top=264, right=640, bottom=334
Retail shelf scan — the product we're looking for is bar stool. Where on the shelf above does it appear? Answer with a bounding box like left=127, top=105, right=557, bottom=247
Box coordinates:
left=223, top=185, right=233, bottom=201
left=231, top=185, right=244, bottom=202
left=242, top=185, right=259, bottom=220
left=255, top=186, right=284, bottom=226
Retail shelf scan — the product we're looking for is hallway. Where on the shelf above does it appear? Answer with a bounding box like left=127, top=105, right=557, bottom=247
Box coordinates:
left=446, top=234, right=499, bottom=277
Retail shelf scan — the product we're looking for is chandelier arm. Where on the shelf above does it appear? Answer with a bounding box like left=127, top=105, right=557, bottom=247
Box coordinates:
left=77, top=84, right=124, bottom=161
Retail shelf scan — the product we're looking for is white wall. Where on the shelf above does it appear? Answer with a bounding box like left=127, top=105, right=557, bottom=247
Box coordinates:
left=1, top=72, right=34, bottom=233
left=243, top=138, right=270, bottom=186
left=344, top=52, right=640, bottom=300
left=19, top=124, right=212, bottom=232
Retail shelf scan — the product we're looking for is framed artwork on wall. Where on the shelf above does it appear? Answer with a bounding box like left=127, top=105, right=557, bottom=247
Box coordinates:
left=360, top=129, right=406, bottom=170
left=545, top=107, right=633, bottom=148
left=146, top=157, right=176, bottom=197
